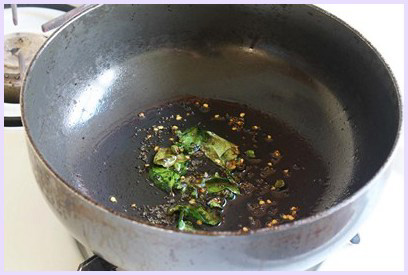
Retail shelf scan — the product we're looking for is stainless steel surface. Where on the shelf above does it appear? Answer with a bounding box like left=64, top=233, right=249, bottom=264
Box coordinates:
left=41, top=5, right=93, bottom=33
left=21, top=4, right=402, bottom=270
left=4, top=32, right=47, bottom=103
left=18, top=51, right=25, bottom=79
left=11, top=4, right=18, bottom=25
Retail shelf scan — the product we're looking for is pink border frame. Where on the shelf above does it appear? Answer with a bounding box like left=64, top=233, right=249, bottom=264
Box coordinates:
left=1, top=2, right=406, bottom=273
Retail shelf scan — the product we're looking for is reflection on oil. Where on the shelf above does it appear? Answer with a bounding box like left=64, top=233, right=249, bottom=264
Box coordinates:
left=67, top=68, right=116, bottom=128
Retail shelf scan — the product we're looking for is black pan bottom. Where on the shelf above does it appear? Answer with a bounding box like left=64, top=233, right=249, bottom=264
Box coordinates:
left=84, top=97, right=329, bottom=231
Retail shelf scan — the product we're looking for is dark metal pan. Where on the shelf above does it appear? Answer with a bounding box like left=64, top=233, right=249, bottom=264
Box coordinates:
left=21, top=4, right=401, bottom=270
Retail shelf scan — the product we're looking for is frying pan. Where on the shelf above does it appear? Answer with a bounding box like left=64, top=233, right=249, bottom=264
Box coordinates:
left=21, top=4, right=401, bottom=270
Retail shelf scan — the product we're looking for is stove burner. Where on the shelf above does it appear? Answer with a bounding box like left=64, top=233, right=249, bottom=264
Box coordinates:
left=78, top=255, right=117, bottom=271
left=4, top=32, right=47, bottom=103
left=76, top=255, right=326, bottom=271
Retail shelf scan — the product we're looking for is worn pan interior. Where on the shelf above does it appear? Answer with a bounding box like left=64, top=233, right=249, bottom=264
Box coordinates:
left=22, top=5, right=400, bottom=232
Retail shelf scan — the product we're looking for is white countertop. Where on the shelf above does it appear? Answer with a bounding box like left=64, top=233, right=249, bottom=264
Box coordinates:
left=4, top=130, right=84, bottom=271
left=4, top=4, right=404, bottom=271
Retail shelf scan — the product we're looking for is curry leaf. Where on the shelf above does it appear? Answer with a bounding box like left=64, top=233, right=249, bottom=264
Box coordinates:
left=148, top=166, right=182, bottom=192
left=173, top=161, right=188, bottom=175
left=171, top=145, right=181, bottom=154
left=153, top=148, right=178, bottom=168
left=178, top=219, right=195, bottom=231
left=191, top=188, right=198, bottom=198
left=176, top=126, right=239, bottom=169
left=225, top=169, right=239, bottom=183
left=168, top=204, right=222, bottom=226
left=177, top=210, right=196, bottom=231
left=176, top=126, right=206, bottom=153
left=153, top=147, right=188, bottom=170
left=245, top=150, right=256, bottom=158
left=176, top=153, right=188, bottom=162
left=201, top=131, right=239, bottom=169
left=205, top=177, right=241, bottom=195
left=226, top=190, right=236, bottom=200
left=207, top=197, right=224, bottom=209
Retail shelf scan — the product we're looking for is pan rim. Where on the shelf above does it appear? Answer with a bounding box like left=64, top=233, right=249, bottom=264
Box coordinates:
left=20, top=4, right=402, bottom=237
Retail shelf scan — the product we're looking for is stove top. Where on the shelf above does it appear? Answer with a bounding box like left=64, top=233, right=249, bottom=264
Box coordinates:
left=3, top=5, right=72, bottom=124
left=4, top=32, right=47, bottom=103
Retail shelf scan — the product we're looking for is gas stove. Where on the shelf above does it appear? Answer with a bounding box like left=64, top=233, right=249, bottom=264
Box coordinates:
left=3, top=4, right=404, bottom=271
left=3, top=4, right=75, bottom=126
